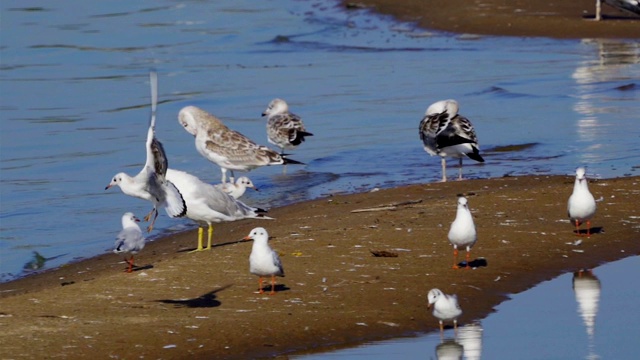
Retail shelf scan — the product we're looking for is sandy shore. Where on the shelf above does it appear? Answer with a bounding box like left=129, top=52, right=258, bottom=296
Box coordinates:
left=1, top=175, right=639, bottom=359
left=344, top=0, right=640, bottom=39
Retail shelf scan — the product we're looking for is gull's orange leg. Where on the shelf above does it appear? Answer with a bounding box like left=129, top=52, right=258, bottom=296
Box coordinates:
left=574, top=219, right=581, bottom=236
left=146, top=209, right=159, bottom=233
left=269, top=275, right=276, bottom=295
left=126, top=255, right=134, bottom=273
left=465, top=251, right=471, bottom=269
left=586, top=220, right=592, bottom=237
left=143, top=207, right=155, bottom=222
left=258, top=277, right=264, bottom=294
left=452, top=248, right=460, bottom=269
left=439, top=321, right=444, bottom=334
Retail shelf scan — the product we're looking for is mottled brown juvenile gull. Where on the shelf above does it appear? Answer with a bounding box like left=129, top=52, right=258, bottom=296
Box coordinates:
left=262, top=98, right=313, bottom=154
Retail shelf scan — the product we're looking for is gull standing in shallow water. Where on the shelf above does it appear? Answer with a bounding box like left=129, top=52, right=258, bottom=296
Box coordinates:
left=568, top=167, right=597, bottom=237
left=262, top=98, right=313, bottom=154
left=427, top=288, right=463, bottom=334
left=166, top=169, right=271, bottom=252
left=113, top=212, right=146, bottom=273
left=105, top=71, right=187, bottom=232
left=448, top=196, right=477, bottom=269
left=178, top=105, right=303, bottom=184
left=419, top=99, right=484, bottom=182
left=214, top=176, right=258, bottom=199
left=244, top=227, right=285, bottom=295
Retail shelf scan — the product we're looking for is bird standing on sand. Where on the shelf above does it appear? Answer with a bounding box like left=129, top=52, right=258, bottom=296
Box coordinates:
left=568, top=167, right=597, bottom=237
left=427, top=288, right=463, bottom=334
left=214, top=176, right=258, bottom=199
left=244, top=227, right=285, bottom=295
left=178, top=106, right=303, bottom=184
left=262, top=98, right=313, bottom=154
left=166, top=169, right=270, bottom=252
left=105, top=71, right=187, bottom=232
left=419, top=99, right=484, bottom=182
left=448, top=196, right=477, bottom=269
left=113, top=212, right=146, bottom=273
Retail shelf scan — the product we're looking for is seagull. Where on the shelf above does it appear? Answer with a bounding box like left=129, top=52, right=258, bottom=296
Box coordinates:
left=448, top=196, right=477, bottom=269
left=419, top=99, right=484, bottom=182
left=595, top=0, right=640, bottom=21
left=165, top=168, right=271, bottom=252
left=214, top=176, right=258, bottom=199
left=262, top=98, right=313, bottom=154
left=105, top=71, right=187, bottom=232
left=178, top=105, right=303, bottom=184
left=113, top=212, right=146, bottom=273
left=427, top=288, right=463, bottom=334
left=244, top=227, right=285, bottom=295
left=568, top=167, right=597, bottom=237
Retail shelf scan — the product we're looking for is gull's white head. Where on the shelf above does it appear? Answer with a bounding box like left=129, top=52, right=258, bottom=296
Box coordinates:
left=457, top=196, right=468, bottom=208
left=427, top=288, right=444, bottom=307
left=425, top=99, right=459, bottom=117
left=121, top=212, right=140, bottom=227
left=575, top=167, right=587, bottom=181
left=262, top=98, right=288, bottom=117
left=243, top=227, right=269, bottom=243
left=105, top=173, right=126, bottom=190
left=178, top=106, right=205, bottom=136
left=237, top=176, right=256, bottom=190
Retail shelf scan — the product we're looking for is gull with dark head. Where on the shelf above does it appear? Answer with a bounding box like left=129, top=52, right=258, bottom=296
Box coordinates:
left=262, top=98, right=313, bottom=154
left=427, top=288, right=463, bottom=334
left=568, top=167, right=597, bottom=237
left=419, top=99, right=484, bottom=182
left=166, top=169, right=271, bottom=252
left=105, top=71, right=187, bottom=232
left=448, top=196, right=478, bottom=269
left=113, top=212, right=146, bottom=273
left=244, top=227, right=285, bottom=295
left=178, top=105, right=303, bottom=184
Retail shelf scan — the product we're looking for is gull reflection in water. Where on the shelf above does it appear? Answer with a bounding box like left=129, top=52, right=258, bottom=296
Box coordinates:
left=572, top=269, right=601, bottom=360
left=435, top=322, right=483, bottom=360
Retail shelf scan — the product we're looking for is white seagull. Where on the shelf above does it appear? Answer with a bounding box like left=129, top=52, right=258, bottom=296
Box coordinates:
left=419, top=99, right=484, bottom=182
left=567, top=167, right=597, bottom=237
left=448, top=196, right=477, bottom=269
left=214, top=176, right=258, bottom=199
left=166, top=169, right=271, bottom=252
left=262, top=98, right=313, bottom=154
left=106, top=71, right=187, bottom=232
left=113, top=212, right=146, bottom=273
left=244, top=227, right=285, bottom=295
left=427, top=288, right=463, bottom=334
left=178, top=105, right=303, bottom=184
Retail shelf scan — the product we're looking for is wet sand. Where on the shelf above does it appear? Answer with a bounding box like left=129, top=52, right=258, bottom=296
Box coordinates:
left=1, top=175, right=639, bottom=359
left=344, top=0, right=640, bottom=38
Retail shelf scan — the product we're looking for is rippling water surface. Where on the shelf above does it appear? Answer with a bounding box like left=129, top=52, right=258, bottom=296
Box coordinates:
left=1, top=0, right=639, bottom=283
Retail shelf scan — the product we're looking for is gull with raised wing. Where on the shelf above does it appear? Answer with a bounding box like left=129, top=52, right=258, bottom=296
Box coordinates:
left=244, top=227, right=285, bottom=295
left=178, top=105, right=303, bottom=183
left=568, top=167, right=597, bottom=237
left=113, top=212, right=146, bottom=273
left=448, top=196, right=477, bottom=269
left=214, top=176, right=258, bottom=199
left=106, top=71, right=187, bottom=232
left=262, top=98, right=313, bottom=154
left=419, top=99, right=484, bottom=182
left=427, top=288, right=463, bottom=334
left=166, top=169, right=270, bottom=252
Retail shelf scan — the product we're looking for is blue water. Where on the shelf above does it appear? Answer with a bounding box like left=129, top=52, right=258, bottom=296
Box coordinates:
left=1, top=0, right=639, bottom=284
left=294, top=255, right=640, bottom=359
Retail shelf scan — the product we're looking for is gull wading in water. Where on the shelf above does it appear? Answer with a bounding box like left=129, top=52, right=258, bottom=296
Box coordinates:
left=244, top=227, right=284, bottom=295
left=214, top=176, right=258, bottom=199
left=262, top=98, right=313, bottom=154
left=178, top=105, right=303, bottom=184
left=113, top=212, right=146, bottom=273
left=448, top=196, right=477, bottom=269
left=427, top=288, right=463, bottom=334
left=419, top=99, right=484, bottom=182
left=105, top=71, right=187, bottom=232
left=567, top=167, right=597, bottom=237
left=166, top=169, right=271, bottom=252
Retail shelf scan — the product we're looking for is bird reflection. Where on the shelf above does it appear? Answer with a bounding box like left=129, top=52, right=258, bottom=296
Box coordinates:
left=434, top=322, right=483, bottom=360
left=572, top=269, right=601, bottom=360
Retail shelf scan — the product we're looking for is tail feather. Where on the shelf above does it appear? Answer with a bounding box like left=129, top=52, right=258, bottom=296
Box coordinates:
left=282, top=156, right=305, bottom=165
left=465, top=147, right=485, bottom=163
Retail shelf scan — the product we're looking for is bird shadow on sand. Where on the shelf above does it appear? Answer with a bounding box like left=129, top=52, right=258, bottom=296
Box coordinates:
left=573, top=226, right=604, bottom=236
left=257, top=284, right=290, bottom=294
left=156, top=284, right=232, bottom=308
left=178, top=238, right=250, bottom=253
left=456, top=258, right=488, bottom=269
